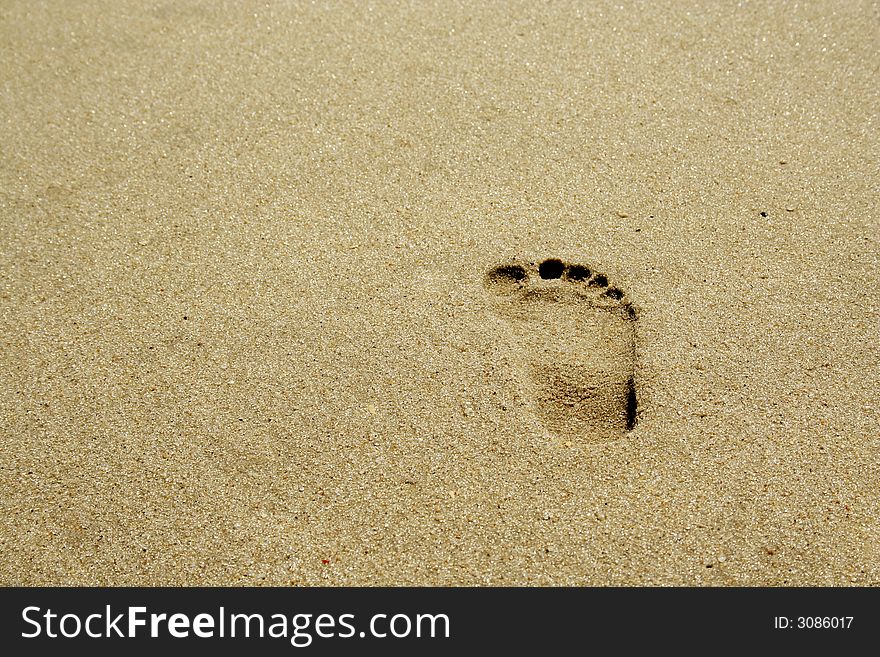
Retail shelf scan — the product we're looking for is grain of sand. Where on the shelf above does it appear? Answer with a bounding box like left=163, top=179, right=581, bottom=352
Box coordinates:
left=1, top=1, right=878, bottom=585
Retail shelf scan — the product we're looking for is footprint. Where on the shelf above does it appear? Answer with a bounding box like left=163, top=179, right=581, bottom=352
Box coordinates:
left=483, top=258, right=638, bottom=443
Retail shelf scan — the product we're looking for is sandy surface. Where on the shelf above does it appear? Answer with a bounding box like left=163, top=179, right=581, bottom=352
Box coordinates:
left=1, top=1, right=878, bottom=585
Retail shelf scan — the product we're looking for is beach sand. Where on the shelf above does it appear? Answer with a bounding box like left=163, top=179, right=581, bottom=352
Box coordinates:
left=1, top=0, right=877, bottom=585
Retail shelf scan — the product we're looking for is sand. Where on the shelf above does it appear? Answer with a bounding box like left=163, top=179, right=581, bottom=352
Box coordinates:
left=1, top=0, right=877, bottom=586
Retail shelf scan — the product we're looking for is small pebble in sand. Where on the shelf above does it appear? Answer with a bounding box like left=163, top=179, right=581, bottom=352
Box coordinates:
left=779, top=159, right=787, bottom=164
left=785, top=206, right=795, bottom=212
left=616, top=211, right=629, bottom=218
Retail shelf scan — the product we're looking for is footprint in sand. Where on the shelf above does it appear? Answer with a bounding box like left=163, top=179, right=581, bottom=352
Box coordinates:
left=483, top=258, right=638, bottom=443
